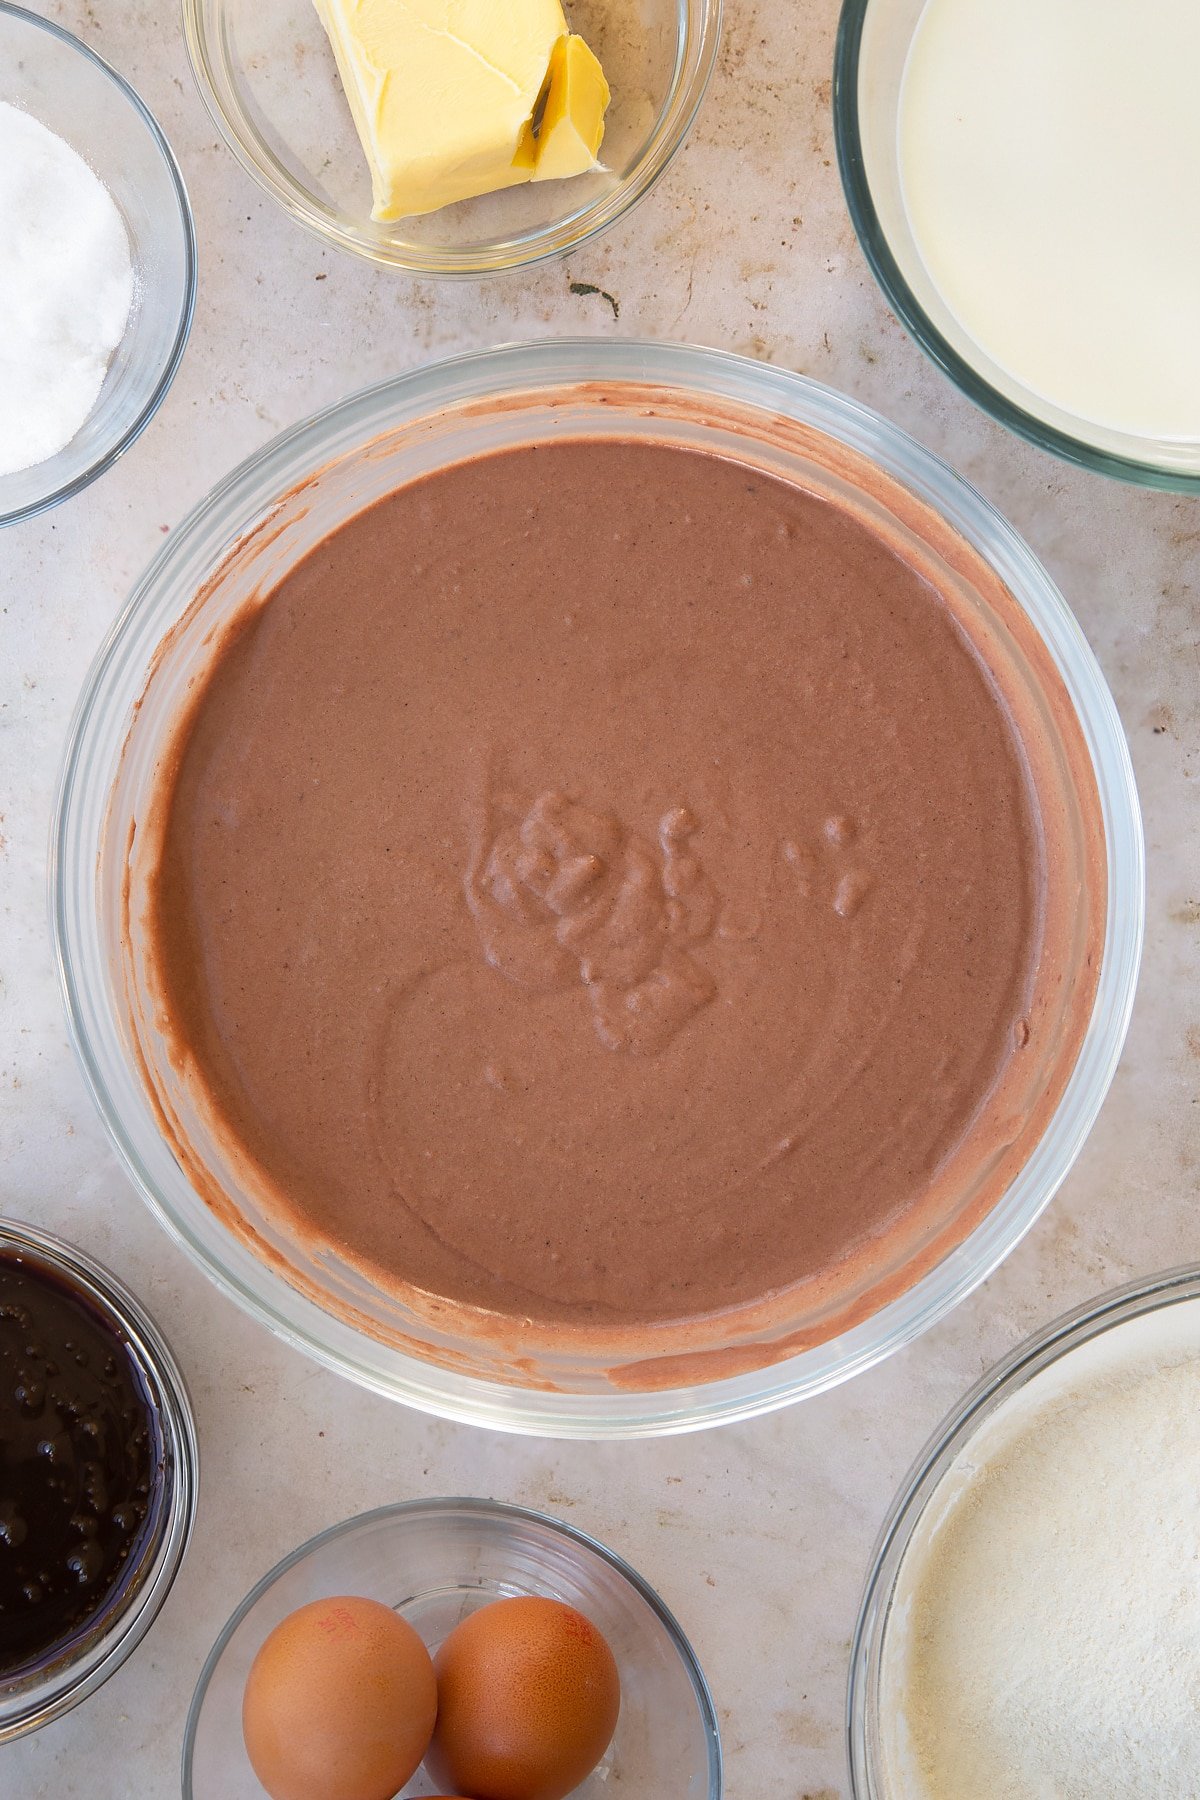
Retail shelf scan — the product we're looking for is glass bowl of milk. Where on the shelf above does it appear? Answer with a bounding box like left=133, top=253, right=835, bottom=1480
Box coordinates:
left=0, top=5, right=195, bottom=527
left=835, top=0, right=1200, bottom=488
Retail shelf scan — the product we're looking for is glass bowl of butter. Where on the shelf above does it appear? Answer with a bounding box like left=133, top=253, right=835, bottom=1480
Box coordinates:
left=183, top=0, right=720, bottom=273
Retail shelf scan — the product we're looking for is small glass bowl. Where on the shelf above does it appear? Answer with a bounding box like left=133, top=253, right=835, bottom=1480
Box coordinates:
left=847, top=1265, right=1200, bottom=1796
left=52, top=339, right=1143, bottom=1437
left=833, top=0, right=1200, bottom=490
left=0, top=1218, right=198, bottom=1742
left=182, top=0, right=720, bottom=274
left=0, top=4, right=196, bottom=527
left=183, top=1497, right=722, bottom=1797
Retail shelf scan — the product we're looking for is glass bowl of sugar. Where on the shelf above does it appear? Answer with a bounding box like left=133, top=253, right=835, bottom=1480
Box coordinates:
left=835, top=0, right=1200, bottom=489
left=850, top=1266, right=1200, bottom=1797
left=0, top=4, right=195, bottom=527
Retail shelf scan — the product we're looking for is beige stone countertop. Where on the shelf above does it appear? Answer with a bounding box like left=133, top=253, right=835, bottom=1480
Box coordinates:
left=2, top=0, right=1198, bottom=1794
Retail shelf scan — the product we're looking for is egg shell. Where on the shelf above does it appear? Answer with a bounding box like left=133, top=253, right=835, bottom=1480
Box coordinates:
left=427, top=1595, right=621, bottom=1800
left=241, top=1594, right=437, bottom=1800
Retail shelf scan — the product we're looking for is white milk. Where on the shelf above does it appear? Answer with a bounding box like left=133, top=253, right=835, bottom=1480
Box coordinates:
left=897, top=0, right=1200, bottom=441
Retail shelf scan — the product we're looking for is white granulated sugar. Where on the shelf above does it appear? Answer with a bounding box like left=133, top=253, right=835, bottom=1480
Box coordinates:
left=884, top=1302, right=1200, bottom=1799
left=0, top=102, right=134, bottom=479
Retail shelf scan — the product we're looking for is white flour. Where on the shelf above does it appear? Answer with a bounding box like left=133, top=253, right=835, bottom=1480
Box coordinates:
left=884, top=1302, right=1200, bottom=1799
left=0, top=102, right=133, bottom=479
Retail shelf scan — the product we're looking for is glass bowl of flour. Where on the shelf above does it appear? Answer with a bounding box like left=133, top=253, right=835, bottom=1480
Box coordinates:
left=0, top=5, right=195, bottom=526
left=850, top=1266, right=1200, bottom=1799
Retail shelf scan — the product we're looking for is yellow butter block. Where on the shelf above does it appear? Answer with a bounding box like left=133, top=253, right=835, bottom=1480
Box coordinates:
left=533, top=32, right=610, bottom=182
left=312, top=0, right=610, bottom=220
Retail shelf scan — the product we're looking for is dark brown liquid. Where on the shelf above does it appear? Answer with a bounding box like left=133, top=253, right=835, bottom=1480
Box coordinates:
left=0, top=1251, right=159, bottom=1677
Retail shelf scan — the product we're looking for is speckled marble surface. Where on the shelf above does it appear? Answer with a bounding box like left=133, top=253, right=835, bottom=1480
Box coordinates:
left=2, top=1, right=1198, bottom=1794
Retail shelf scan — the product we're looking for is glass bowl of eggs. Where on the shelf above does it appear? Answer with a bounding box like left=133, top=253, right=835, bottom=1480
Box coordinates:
left=183, top=1496, right=722, bottom=1798
left=181, top=0, right=720, bottom=274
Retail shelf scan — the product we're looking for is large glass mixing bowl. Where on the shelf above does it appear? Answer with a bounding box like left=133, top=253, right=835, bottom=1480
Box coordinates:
left=52, top=340, right=1143, bottom=1436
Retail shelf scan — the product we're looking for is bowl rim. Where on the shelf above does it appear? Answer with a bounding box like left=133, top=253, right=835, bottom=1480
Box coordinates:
left=0, top=1216, right=199, bottom=1742
left=51, top=337, right=1144, bottom=1438
left=180, top=1493, right=724, bottom=1798
left=0, top=0, right=197, bottom=528
left=845, top=1263, right=1200, bottom=1795
left=832, top=0, right=1200, bottom=493
left=180, top=0, right=722, bottom=276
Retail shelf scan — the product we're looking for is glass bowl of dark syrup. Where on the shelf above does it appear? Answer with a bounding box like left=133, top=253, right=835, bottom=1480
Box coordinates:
left=0, top=1219, right=196, bottom=1740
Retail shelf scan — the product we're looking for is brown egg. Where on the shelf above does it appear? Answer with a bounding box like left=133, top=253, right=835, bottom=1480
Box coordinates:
left=427, top=1595, right=621, bottom=1800
left=242, top=1594, right=437, bottom=1800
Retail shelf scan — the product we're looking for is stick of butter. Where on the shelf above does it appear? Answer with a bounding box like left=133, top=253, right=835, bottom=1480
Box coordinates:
left=312, top=0, right=611, bottom=220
